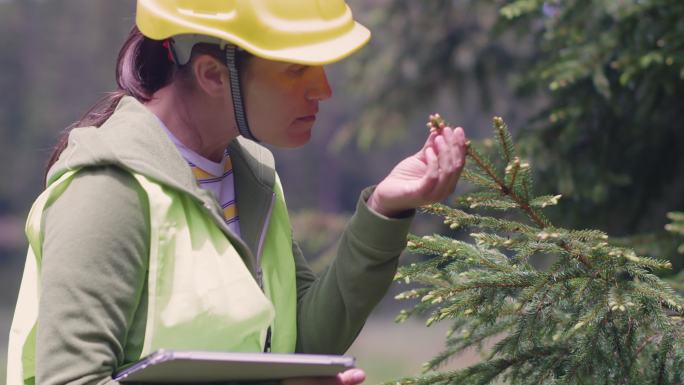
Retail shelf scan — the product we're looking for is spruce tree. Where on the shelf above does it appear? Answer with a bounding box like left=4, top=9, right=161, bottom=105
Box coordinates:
left=390, top=116, right=684, bottom=384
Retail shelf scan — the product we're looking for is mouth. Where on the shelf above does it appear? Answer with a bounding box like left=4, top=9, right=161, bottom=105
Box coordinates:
left=295, top=115, right=317, bottom=123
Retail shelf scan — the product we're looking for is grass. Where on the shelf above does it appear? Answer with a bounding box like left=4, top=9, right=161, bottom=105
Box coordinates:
left=347, top=314, right=484, bottom=385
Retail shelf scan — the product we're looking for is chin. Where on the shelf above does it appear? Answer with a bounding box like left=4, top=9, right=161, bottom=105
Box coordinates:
left=260, top=122, right=313, bottom=148
left=281, top=126, right=312, bottom=148
left=286, top=132, right=312, bottom=148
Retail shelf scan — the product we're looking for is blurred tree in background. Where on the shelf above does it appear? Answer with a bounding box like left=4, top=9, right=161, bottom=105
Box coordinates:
left=508, top=0, right=684, bottom=238
left=347, top=0, right=684, bottom=258
left=0, top=1, right=135, bottom=215
left=341, top=0, right=538, bottom=150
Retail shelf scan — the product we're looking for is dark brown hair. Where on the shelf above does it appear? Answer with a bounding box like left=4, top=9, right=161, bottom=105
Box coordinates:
left=44, top=26, right=236, bottom=181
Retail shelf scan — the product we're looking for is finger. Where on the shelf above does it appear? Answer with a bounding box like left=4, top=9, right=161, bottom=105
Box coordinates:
left=454, top=127, right=467, bottom=173
left=442, top=126, right=458, bottom=169
left=417, top=145, right=440, bottom=197
left=437, top=127, right=467, bottom=200
left=446, top=126, right=467, bottom=181
left=416, top=131, right=439, bottom=161
left=434, top=134, right=452, bottom=175
left=450, top=127, right=468, bottom=194
left=337, top=369, right=366, bottom=385
left=432, top=135, right=454, bottom=199
left=431, top=128, right=467, bottom=201
left=453, top=126, right=467, bottom=160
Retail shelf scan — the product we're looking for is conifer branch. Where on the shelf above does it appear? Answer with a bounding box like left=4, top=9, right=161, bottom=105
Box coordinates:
left=494, top=116, right=515, bottom=164
left=506, top=161, right=519, bottom=193
left=607, top=312, right=632, bottom=383
left=437, top=116, right=595, bottom=269
left=465, top=119, right=549, bottom=229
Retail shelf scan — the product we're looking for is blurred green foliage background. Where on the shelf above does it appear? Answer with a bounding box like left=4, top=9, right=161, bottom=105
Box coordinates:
left=1, top=0, right=683, bottom=384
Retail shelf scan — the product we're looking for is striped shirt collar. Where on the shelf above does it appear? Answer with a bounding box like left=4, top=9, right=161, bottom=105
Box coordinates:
left=155, top=116, right=229, bottom=177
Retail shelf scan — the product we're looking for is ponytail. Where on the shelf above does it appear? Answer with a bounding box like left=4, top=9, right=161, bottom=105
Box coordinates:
left=44, top=26, right=174, bottom=181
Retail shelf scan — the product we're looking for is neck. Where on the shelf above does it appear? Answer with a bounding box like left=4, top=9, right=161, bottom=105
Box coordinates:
left=145, top=84, right=239, bottom=162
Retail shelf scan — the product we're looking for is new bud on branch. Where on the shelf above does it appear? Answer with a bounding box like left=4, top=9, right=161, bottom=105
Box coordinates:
left=426, top=113, right=447, bottom=133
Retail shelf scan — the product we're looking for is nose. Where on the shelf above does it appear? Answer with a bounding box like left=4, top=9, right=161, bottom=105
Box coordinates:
left=305, top=66, right=333, bottom=102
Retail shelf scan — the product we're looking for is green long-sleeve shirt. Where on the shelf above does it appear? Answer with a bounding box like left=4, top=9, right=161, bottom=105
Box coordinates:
left=31, top=97, right=413, bottom=385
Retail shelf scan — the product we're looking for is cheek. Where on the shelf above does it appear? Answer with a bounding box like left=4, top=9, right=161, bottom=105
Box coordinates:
left=244, top=79, right=301, bottom=141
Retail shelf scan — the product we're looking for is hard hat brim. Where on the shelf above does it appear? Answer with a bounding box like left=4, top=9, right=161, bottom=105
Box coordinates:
left=190, top=21, right=371, bottom=66
left=247, top=22, right=371, bottom=66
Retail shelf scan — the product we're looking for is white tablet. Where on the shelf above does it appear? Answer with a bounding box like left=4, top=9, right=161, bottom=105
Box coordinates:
left=113, top=350, right=356, bottom=383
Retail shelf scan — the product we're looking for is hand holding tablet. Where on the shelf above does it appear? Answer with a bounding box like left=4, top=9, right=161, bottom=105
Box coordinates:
left=282, top=368, right=366, bottom=385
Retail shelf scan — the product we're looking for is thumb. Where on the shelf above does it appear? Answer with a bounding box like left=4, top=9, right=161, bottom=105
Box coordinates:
left=416, top=131, right=438, bottom=161
left=337, top=369, right=366, bottom=385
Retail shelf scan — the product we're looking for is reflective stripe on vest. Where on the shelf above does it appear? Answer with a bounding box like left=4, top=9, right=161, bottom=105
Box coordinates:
left=7, top=169, right=297, bottom=385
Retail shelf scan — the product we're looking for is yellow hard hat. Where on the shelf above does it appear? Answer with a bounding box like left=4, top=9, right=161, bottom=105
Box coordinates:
left=136, top=0, right=371, bottom=65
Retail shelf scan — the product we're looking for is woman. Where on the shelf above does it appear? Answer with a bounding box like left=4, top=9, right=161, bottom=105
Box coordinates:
left=7, top=1, right=467, bottom=384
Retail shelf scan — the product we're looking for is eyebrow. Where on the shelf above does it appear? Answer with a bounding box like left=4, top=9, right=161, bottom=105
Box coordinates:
left=288, top=64, right=309, bottom=70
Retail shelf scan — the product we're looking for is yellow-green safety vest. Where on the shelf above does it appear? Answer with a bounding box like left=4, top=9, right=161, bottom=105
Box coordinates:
left=7, top=168, right=297, bottom=385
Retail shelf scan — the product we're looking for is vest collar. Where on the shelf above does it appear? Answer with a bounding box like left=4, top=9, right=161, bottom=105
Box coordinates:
left=229, top=138, right=277, bottom=259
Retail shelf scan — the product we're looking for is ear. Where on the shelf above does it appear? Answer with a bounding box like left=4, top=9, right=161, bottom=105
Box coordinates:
left=192, top=54, right=228, bottom=98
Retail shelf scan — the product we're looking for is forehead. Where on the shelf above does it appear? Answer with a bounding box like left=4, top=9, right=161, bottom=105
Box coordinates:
left=244, top=56, right=301, bottom=72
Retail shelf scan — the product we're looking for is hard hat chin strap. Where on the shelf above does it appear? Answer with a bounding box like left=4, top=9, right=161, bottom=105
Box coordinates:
left=168, top=36, right=259, bottom=142
left=224, top=44, right=259, bottom=142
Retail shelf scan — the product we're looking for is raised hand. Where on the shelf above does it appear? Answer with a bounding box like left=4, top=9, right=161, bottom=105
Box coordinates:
left=367, top=125, right=467, bottom=217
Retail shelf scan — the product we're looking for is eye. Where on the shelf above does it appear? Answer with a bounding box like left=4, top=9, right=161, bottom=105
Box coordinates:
left=288, top=65, right=309, bottom=76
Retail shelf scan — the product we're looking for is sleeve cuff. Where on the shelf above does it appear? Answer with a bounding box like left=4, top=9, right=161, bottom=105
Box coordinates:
left=347, top=186, right=415, bottom=255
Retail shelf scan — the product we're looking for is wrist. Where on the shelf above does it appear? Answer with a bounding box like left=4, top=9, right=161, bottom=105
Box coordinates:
left=367, top=190, right=409, bottom=218
left=367, top=191, right=390, bottom=216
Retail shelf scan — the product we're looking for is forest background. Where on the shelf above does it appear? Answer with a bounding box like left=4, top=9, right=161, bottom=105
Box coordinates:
left=0, top=0, right=682, bottom=384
